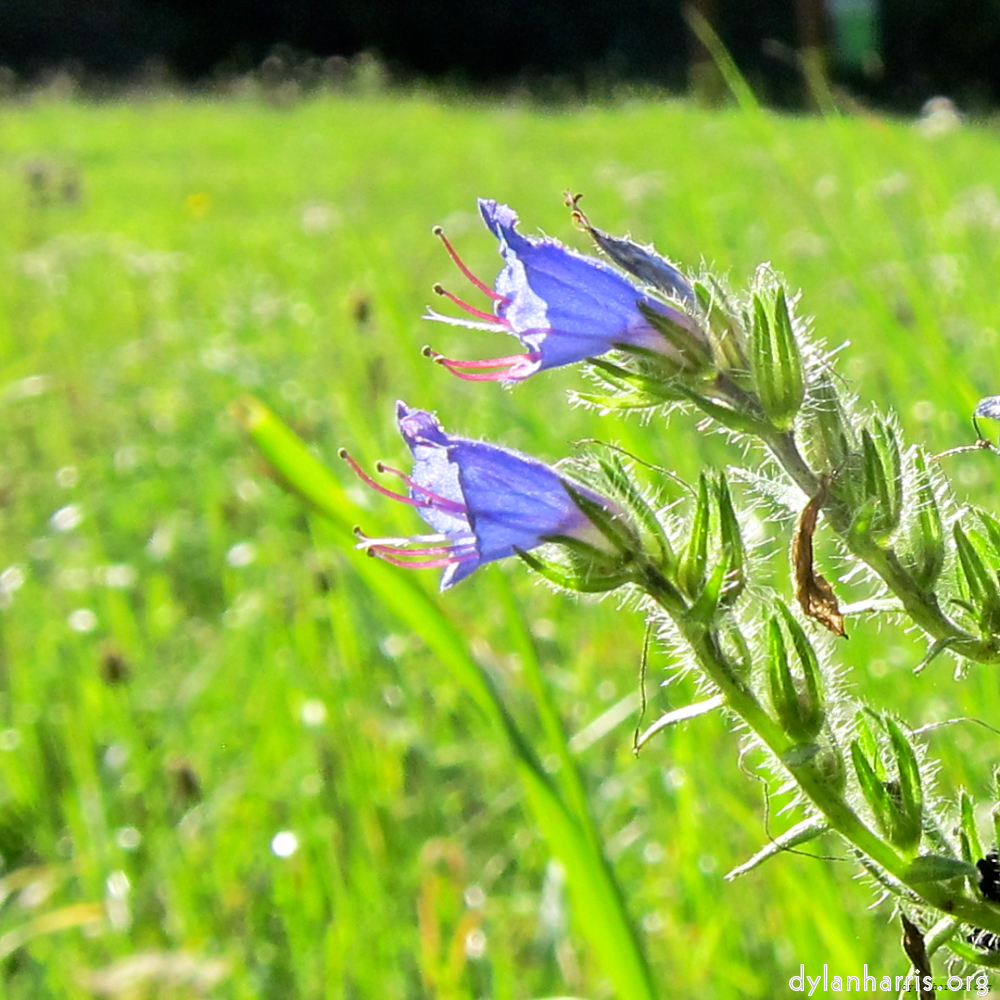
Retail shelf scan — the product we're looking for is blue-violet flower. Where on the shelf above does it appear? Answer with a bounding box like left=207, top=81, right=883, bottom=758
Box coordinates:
left=342, top=401, right=615, bottom=589
left=424, top=199, right=704, bottom=382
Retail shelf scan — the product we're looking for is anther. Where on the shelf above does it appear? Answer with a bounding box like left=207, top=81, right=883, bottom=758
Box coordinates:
left=338, top=447, right=349, bottom=460
left=433, top=227, right=505, bottom=302
left=432, top=282, right=446, bottom=295
left=374, top=461, right=386, bottom=473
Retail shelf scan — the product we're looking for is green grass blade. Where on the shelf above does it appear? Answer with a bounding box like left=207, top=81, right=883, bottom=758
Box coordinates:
left=238, top=395, right=659, bottom=1000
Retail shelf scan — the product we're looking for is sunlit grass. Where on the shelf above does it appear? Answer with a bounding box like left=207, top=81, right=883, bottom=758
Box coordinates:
left=0, top=92, right=998, bottom=997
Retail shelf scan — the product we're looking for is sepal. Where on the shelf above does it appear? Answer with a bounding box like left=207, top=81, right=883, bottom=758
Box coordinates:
left=749, top=287, right=805, bottom=429
left=637, top=301, right=713, bottom=374
left=953, top=523, right=1000, bottom=635
left=766, top=602, right=824, bottom=742
left=798, top=374, right=852, bottom=476
left=898, top=448, right=944, bottom=590
left=515, top=546, right=635, bottom=594
left=851, top=712, right=923, bottom=854
left=678, top=473, right=711, bottom=600
left=715, top=473, right=746, bottom=607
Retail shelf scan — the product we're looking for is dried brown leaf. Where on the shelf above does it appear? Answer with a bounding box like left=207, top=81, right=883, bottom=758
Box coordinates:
left=792, top=479, right=846, bottom=637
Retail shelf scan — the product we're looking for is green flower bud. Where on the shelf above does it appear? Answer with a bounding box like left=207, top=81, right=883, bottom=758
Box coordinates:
left=960, top=790, right=983, bottom=866
left=851, top=714, right=923, bottom=855
left=693, top=278, right=749, bottom=375
left=953, top=523, right=1000, bottom=635
left=857, top=420, right=903, bottom=542
left=799, top=374, right=853, bottom=477
left=678, top=473, right=711, bottom=600
left=715, top=473, right=746, bottom=608
left=749, top=288, right=805, bottom=429
left=767, top=603, right=824, bottom=742
left=898, top=448, right=944, bottom=590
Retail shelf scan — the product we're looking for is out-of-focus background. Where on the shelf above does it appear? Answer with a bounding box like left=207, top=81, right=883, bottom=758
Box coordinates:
left=1, top=3, right=1000, bottom=999
left=0, top=0, right=997, bottom=111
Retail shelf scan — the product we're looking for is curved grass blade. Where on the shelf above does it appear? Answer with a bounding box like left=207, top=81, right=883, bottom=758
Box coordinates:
left=237, top=396, right=659, bottom=1000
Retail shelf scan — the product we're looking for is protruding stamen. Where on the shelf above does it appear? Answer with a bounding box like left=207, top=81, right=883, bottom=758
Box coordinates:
left=433, top=283, right=506, bottom=326
left=428, top=352, right=536, bottom=369
left=367, top=549, right=475, bottom=570
left=374, top=462, right=467, bottom=512
left=340, top=448, right=464, bottom=513
left=364, top=542, right=467, bottom=558
left=433, top=352, right=541, bottom=382
left=354, top=527, right=451, bottom=546
left=434, top=226, right=506, bottom=302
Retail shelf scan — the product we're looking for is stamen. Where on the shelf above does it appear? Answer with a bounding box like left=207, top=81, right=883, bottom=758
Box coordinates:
left=426, top=352, right=537, bottom=369
left=339, top=448, right=463, bottom=513
left=372, top=462, right=467, bottom=513
left=433, top=226, right=506, bottom=302
left=433, top=283, right=506, bottom=325
left=354, top=527, right=450, bottom=546
left=367, top=550, right=475, bottom=570
left=364, top=542, right=468, bottom=558
left=435, top=353, right=541, bottom=382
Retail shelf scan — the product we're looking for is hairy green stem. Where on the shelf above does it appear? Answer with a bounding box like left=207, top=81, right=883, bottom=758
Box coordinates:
left=642, top=572, right=1000, bottom=935
left=762, top=428, right=1000, bottom=664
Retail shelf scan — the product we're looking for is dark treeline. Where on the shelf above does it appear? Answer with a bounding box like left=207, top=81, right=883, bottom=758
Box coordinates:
left=0, top=0, right=999, bottom=111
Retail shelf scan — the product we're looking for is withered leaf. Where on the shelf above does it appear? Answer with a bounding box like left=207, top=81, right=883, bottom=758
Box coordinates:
left=792, top=479, right=847, bottom=637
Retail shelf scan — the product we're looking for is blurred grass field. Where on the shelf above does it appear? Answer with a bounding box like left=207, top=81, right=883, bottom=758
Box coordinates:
left=0, top=90, right=999, bottom=997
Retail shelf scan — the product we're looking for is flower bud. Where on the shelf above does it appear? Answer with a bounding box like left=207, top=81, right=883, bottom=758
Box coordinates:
left=678, top=473, right=711, bottom=600
left=885, top=717, right=923, bottom=853
left=594, top=452, right=675, bottom=573
left=799, top=374, right=853, bottom=476
left=898, top=448, right=944, bottom=590
left=953, top=523, right=1000, bottom=634
left=693, top=279, right=749, bottom=375
left=715, top=474, right=746, bottom=608
left=749, top=288, right=805, bottom=429
left=855, top=420, right=903, bottom=542
left=960, top=790, right=984, bottom=866
left=851, top=713, right=922, bottom=855
left=767, top=602, right=824, bottom=742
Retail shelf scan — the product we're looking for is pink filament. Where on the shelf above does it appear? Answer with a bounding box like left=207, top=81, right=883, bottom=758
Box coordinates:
left=369, top=549, right=472, bottom=570
left=430, top=352, right=534, bottom=369
left=436, top=353, right=540, bottom=382
left=434, top=284, right=506, bottom=326
left=375, top=463, right=468, bottom=513
left=366, top=542, right=468, bottom=558
left=341, top=450, right=463, bottom=513
left=435, top=227, right=506, bottom=302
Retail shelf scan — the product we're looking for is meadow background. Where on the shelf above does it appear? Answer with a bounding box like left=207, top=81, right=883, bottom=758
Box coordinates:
left=0, top=89, right=998, bottom=997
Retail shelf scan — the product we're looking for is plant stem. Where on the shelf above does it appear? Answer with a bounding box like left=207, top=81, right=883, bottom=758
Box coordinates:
left=763, top=428, right=1000, bottom=664
left=642, top=572, right=1000, bottom=936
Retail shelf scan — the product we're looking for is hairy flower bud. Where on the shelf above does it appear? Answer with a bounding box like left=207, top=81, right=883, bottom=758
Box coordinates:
left=749, top=288, right=805, bottom=429
left=851, top=713, right=923, bottom=855
left=799, top=374, right=853, bottom=476
left=898, top=449, right=944, bottom=590
left=766, top=602, right=824, bottom=742
left=953, top=523, right=1000, bottom=635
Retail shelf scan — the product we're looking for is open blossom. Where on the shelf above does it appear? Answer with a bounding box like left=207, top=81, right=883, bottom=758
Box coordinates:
left=424, top=199, right=704, bottom=382
left=342, top=402, right=615, bottom=589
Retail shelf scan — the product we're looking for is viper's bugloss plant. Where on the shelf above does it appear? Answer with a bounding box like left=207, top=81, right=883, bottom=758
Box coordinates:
left=248, top=194, right=1000, bottom=987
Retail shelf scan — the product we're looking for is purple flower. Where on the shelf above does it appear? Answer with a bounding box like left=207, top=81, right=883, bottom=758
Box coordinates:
left=342, top=402, right=613, bottom=589
left=424, top=199, right=703, bottom=382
